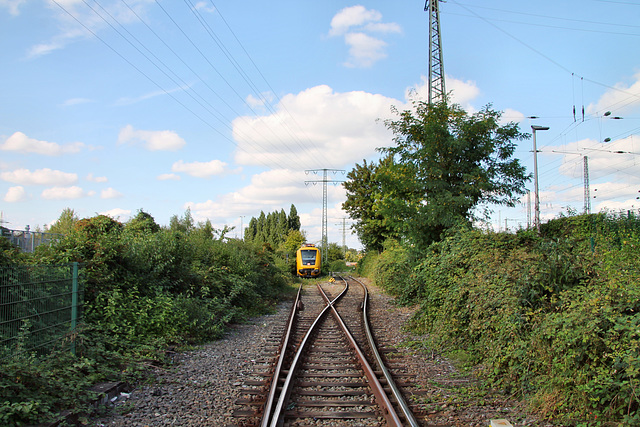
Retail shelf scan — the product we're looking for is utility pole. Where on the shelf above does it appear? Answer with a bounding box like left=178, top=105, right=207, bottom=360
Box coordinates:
left=532, top=125, right=549, bottom=233
left=527, top=191, right=532, bottom=229
left=305, top=169, right=345, bottom=263
left=425, top=0, right=446, bottom=105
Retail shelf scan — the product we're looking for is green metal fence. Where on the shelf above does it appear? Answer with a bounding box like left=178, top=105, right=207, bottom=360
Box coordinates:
left=0, top=263, right=83, bottom=358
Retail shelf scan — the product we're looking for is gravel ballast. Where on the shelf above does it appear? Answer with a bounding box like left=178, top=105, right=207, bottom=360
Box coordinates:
left=93, top=281, right=547, bottom=426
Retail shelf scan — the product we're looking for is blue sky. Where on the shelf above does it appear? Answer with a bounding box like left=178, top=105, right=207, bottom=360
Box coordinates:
left=1, top=0, right=639, bottom=249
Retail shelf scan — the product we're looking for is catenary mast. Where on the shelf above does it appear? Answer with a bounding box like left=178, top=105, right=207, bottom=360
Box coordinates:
left=425, top=0, right=446, bottom=104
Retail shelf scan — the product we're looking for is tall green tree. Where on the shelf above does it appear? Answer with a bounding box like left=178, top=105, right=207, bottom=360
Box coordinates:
left=379, top=98, right=530, bottom=250
left=47, top=207, right=79, bottom=235
left=342, top=158, right=395, bottom=252
left=288, top=204, right=300, bottom=231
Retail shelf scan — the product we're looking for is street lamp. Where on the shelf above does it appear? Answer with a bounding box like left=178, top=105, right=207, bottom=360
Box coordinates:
left=531, top=125, right=549, bottom=233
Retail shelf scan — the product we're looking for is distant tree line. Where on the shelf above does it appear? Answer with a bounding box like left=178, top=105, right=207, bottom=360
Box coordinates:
left=244, top=204, right=301, bottom=249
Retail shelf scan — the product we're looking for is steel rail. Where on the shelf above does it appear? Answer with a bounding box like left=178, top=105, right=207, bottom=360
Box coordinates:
left=259, top=284, right=302, bottom=427
left=350, top=275, right=421, bottom=427
left=266, top=281, right=348, bottom=427
left=318, top=277, right=403, bottom=427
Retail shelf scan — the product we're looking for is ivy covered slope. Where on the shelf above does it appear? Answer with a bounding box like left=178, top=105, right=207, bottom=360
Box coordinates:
left=363, top=212, right=640, bottom=425
left=1, top=209, right=293, bottom=425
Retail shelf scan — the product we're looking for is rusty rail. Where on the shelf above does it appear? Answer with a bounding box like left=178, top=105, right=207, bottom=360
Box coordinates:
left=350, top=275, right=420, bottom=427
left=317, top=277, right=403, bottom=427
left=259, top=284, right=302, bottom=427
left=265, top=282, right=347, bottom=427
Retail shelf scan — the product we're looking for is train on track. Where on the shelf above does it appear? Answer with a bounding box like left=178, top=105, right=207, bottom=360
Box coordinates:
left=295, top=243, right=321, bottom=278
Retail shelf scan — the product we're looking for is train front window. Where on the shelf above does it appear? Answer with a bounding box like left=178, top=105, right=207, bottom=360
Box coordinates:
left=300, top=250, right=316, bottom=264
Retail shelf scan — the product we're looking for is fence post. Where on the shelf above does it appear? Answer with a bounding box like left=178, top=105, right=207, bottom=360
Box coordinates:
left=70, top=262, right=79, bottom=355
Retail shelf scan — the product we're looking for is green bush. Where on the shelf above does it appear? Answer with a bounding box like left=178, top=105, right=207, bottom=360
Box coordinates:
left=369, top=212, right=640, bottom=424
left=2, top=212, right=294, bottom=425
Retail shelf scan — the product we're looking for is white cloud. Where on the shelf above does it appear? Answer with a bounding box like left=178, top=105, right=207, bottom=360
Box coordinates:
left=171, top=159, right=227, bottom=178
left=343, top=32, right=387, bottom=68
left=118, top=125, right=186, bottom=151
left=408, top=75, right=481, bottom=111
left=1, top=132, right=85, bottom=155
left=246, top=92, right=275, bottom=108
left=329, top=5, right=383, bottom=36
left=100, top=208, right=132, bottom=221
left=1, top=168, right=77, bottom=186
left=27, top=1, right=149, bottom=58
left=101, top=187, right=123, bottom=199
left=0, top=0, right=26, bottom=16
left=232, top=84, right=397, bottom=168
left=586, top=72, right=640, bottom=115
left=185, top=169, right=346, bottom=229
left=86, top=173, right=108, bottom=183
left=328, top=5, right=400, bottom=68
left=3, top=186, right=28, bottom=202
left=157, top=173, right=181, bottom=181
left=41, top=186, right=91, bottom=200
left=193, top=1, right=215, bottom=13
left=548, top=136, right=640, bottom=182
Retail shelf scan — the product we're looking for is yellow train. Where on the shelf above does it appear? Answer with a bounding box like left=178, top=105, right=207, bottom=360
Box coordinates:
left=296, top=244, right=321, bottom=278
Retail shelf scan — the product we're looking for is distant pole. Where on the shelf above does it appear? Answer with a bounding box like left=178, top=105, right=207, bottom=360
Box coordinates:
left=532, top=125, right=550, bottom=233
left=239, top=216, right=245, bottom=240
left=527, top=190, right=532, bottom=229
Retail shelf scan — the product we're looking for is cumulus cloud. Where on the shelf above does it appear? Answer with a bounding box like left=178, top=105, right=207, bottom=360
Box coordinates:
left=185, top=169, right=345, bottom=225
left=100, top=208, right=131, bottom=221
left=41, top=186, right=92, bottom=200
left=1, top=168, right=77, bottom=186
left=547, top=136, right=640, bottom=182
left=3, top=186, right=28, bottom=202
left=1, top=132, right=85, bottom=155
left=586, top=72, right=640, bottom=115
left=328, top=5, right=401, bottom=68
left=407, top=75, right=481, bottom=111
left=118, top=125, right=186, bottom=151
left=101, top=187, right=123, bottom=199
left=171, top=159, right=228, bottom=178
left=157, top=173, right=181, bottom=181
left=343, top=32, right=387, bottom=68
left=86, top=173, right=108, bottom=183
left=232, top=84, right=397, bottom=168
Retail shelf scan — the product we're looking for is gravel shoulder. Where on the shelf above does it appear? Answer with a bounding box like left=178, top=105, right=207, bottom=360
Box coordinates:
left=93, top=279, right=549, bottom=426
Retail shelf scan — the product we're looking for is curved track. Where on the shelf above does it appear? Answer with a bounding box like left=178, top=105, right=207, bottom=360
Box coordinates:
left=231, top=276, right=420, bottom=426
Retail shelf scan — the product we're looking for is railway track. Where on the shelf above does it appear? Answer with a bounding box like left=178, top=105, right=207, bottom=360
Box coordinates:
left=231, top=276, right=422, bottom=426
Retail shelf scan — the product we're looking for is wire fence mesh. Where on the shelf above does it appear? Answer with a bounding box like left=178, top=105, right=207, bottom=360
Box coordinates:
left=0, top=263, right=84, bottom=359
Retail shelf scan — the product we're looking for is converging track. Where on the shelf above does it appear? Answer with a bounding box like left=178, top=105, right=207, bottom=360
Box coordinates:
left=232, top=276, right=421, bottom=426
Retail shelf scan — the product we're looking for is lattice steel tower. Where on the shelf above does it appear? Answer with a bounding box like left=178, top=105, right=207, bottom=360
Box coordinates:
left=305, top=169, right=345, bottom=263
left=425, top=0, right=446, bottom=104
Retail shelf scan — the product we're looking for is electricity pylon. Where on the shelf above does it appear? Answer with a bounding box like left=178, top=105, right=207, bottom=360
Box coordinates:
left=305, top=169, right=345, bottom=263
left=425, top=0, right=446, bottom=105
